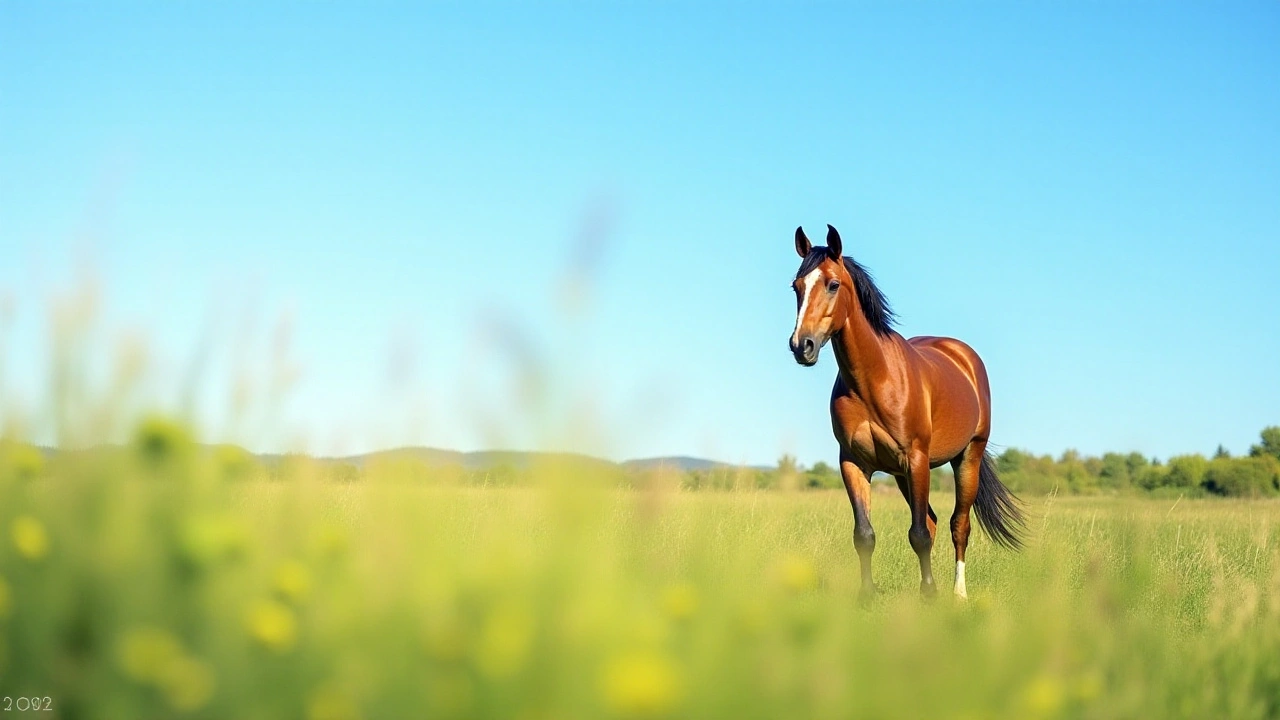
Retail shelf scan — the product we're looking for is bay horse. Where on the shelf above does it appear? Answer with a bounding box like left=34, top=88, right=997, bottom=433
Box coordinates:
left=788, top=224, right=1025, bottom=600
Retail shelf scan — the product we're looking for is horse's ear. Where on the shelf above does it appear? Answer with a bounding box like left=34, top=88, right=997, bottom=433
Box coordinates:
left=826, top=224, right=842, bottom=259
left=795, top=226, right=811, bottom=257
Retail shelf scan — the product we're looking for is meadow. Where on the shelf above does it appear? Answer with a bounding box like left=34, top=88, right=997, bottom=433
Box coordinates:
left=2, top=435, right=1279, bottom=720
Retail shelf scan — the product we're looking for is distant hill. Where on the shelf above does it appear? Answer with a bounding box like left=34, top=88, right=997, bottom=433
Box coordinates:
left=335, top=448, right=764, bottom=473
left=31, top=443, right=767, bottom=473
left=343, top=448, right=618, bottom=472
left=623, top=456, right=752, bottom=472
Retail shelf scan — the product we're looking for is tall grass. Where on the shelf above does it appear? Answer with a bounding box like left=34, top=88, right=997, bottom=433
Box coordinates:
left=1, top=435, right=1278, bottom=719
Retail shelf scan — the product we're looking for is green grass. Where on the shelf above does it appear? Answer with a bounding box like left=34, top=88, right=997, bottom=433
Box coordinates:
left=2, top=444, right=1279, bottom=719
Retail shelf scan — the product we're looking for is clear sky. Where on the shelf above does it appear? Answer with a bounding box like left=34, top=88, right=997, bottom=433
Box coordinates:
left=1, top=3, right=1278, bottom=466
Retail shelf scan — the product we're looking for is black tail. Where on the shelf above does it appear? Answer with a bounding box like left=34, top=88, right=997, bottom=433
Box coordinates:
left=974, top=451, right=1027, bottom=550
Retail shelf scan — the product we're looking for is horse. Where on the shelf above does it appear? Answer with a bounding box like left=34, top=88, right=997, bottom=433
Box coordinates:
left=788, top=224, right=1026, bottom=600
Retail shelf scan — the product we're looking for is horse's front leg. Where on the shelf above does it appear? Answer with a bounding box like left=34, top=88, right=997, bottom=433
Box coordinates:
left=906, top=445, right=937, bottom=598
left=839, top=453, right=877, bottom=601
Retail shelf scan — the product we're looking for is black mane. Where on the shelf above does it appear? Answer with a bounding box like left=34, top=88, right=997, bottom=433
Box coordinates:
left=795, top=248, right=897, bottom=336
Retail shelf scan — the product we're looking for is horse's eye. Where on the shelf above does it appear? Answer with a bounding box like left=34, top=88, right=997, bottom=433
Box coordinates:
left=827, top=280, right=840, bottom=292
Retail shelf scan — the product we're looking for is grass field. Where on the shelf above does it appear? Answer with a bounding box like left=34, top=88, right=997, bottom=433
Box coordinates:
left=2, top=444, right=1279, bottom=719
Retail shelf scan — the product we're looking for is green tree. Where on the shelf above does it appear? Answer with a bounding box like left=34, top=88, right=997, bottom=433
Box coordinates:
left=1136, top=463, right=1170, bottom=491
left=804, top=461, right=842, bottom=490
left=995, top=448, right=1027, bottom=475
left=776, top=454, right=800, bottom=490
left=929, top=466, right=955, bottom=491
left=777, top=454, right=799, bottom=476
left=1249, top=426, right=1280, bottom=461
left=1166, top=455, right=1209, bottom=489
left=1057, top=449, right=1098, bottom=493
left=1203, top=456, right=1280, bottom=497
left=1098, top=452, right=1131, bottom=489
left=1125, top=452, right=1148, bottom=477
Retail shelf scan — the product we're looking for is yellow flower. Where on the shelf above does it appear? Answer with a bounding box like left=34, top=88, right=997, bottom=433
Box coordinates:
left=11, top=516, right=49, bottom=561
left=314, top=524, right=349, bottom=558
left=274, top=561, right=312, bottom=603
left=117, top=627, right=184, bottom=683
left=660, top=584, right=699, bottom=621
left=776, top=554, right=818, bottom=592
left=2, top=442, right=44, bottom=481
left=159, top=656, right=216, bottom=711
left=1022, top=674, right=1065, bottom=717
left=179, top=515, right=250, bottom=567
left=601, top=652, right=682, bottom=716
left=0, top=575, right=10, bottom=618
left=476, top=603, right=534, bottom=678
left=248, top=600, right=298, bottom=652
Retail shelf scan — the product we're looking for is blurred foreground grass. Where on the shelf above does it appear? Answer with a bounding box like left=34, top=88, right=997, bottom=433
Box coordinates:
left=1, top=433, right=1279, bottom=719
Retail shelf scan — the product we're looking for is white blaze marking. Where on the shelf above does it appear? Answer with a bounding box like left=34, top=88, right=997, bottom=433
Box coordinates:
left=954, top=560, right=967, bottom=599
left=791, top=269, right=823, bottom=345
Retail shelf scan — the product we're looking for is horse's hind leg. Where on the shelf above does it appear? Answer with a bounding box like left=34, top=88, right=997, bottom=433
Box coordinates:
left=839, top=454, right=877, bottom=601
left=949, top=439, right=985, bottom=599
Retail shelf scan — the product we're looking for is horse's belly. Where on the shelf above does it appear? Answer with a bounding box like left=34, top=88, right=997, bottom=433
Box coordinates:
left=927, top=391, right=981, bottom=463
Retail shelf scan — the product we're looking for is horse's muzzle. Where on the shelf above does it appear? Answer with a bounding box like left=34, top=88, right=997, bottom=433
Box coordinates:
left=791, top=335, right=819, bottom=366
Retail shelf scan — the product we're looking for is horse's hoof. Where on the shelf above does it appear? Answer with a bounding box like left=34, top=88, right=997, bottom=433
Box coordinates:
left=920, top=581, right=938, bottom=600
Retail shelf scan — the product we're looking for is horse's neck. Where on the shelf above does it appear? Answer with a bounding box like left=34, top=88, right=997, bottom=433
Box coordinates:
left=832, top=311, right=890, bottom=397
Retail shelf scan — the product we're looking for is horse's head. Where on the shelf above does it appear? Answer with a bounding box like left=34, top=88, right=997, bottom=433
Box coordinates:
left=789, top=224, right=853, bottom=366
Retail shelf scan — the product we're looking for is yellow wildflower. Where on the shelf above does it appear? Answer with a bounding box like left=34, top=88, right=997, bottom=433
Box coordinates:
left=11, top=516, right=49, bottom=561
left=475, top=603, right=534, bottom=678
left=776, top=553, right=818, bottom=592
left=2, top=442, right=43, bottom=481
left=159, top=656, right=216, bottom=711
left=660, top=584, right=699, bottom=621
left=1022, top=674, right=1065, bottom=717
left=248, top=600, right=298, bottom=652
left=117, top=627, right=184, bottom=683
left=274, top=560, right=312, bottom=603
left=179, top=514, right=250, bottom=567
left=601, top=651, right=682, bottom=716
left=314, top=524, right=349, bottom=558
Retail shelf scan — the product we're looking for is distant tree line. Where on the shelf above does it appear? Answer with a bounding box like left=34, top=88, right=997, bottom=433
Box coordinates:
left=753, top=427, right=1280, bottom=498
left=154, top=425, right=1280, bottom=499
left=990, top=426, right=1280, bottom=497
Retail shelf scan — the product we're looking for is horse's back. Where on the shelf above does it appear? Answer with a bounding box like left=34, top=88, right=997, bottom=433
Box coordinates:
left=907, top=336, right=989, bottom=390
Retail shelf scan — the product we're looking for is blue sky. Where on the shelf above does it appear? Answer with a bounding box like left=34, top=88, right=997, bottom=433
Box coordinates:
left=1, top=3, right=1278, bottom=465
